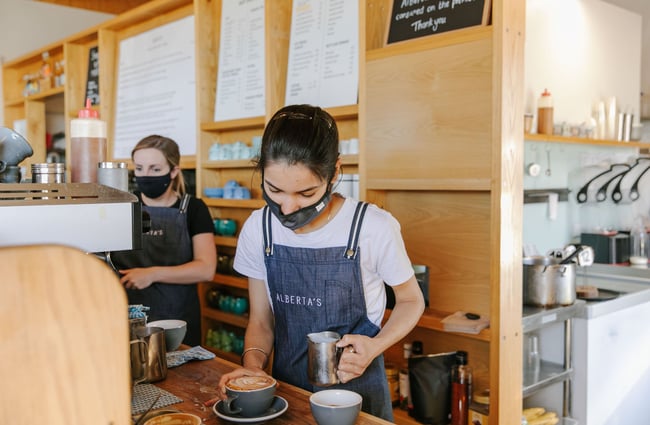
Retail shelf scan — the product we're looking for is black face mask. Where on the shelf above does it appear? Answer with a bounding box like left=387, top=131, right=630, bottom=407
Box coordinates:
left=262, top=185, right=332, bottom=231
left=135, top=173, right=172, bottom=199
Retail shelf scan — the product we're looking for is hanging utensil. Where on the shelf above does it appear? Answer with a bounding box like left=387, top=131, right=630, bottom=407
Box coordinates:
left=576, top=163, right=630, bottom=203
left=628, top=163, right=650, bottom=201
left=545, top=148, right=552, bottom=176
left=595, top=167, right=629, bottom=202
left=611, top=158, right=650, bottom=203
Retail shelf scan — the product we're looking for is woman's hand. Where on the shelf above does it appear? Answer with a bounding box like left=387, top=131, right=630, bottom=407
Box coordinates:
left=119, top=267, right=156, bottom=290
left=335, top=334, right=377, bottom=383
left=217, top=367, right=271, bottom=400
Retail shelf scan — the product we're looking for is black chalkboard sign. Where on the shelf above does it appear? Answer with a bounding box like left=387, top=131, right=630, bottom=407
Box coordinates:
left=85, top=46, right=99, bottom=105
left=387, top=0, right=491, bottom=45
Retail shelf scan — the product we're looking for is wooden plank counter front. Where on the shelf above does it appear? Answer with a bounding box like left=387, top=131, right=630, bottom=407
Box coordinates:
left=153, top=353, right=393, bottom=425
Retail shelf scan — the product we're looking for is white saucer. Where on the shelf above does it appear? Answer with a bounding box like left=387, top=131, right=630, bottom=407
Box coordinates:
left=213, top=395, right=288, bottom=424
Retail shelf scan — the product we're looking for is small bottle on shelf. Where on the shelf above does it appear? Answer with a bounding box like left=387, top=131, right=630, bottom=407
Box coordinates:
left=398, top=342, right=412, bottom=411
left=39, top=51, right=53, bottom=91
left=450, top=350, right=472, bottom=425
left=536, top=89, right=554, bottom=135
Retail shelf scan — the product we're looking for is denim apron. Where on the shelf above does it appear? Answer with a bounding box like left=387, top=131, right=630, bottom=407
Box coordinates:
left=263, top=202, right=393, bottom=421
left=111, top=194, right=201, bottom=346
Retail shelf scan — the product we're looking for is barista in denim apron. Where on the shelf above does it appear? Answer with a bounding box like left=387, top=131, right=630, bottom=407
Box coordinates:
left=262, top=202, right=394, bottom=421
left=112, top=193, right=201, bottom=345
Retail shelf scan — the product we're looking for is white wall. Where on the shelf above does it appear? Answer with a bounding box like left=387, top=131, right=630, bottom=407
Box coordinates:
left=0, top=0, right=113, bottom=125
left=523, top=0, right=645, bottom=255
left=525, top=0, right=642, bottom=127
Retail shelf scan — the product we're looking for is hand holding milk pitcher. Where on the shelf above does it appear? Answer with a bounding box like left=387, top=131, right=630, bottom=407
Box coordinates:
left=307, top=331, right=355, bottom=386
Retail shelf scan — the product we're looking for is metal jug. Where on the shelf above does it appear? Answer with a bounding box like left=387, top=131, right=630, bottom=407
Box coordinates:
left=130, top=326, right=167, bottom=384
left=307, top=331, right=342, bottom=386
left=0, top=127, right=33, bottom=173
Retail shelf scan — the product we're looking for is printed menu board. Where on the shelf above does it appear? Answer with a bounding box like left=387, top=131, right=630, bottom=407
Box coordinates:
left=85, top=46, right=99, bottom=105
left=213, top=0, right=266, bottom=121
left=113, top=15, right=196, bottom=158
left=285, top=0, right=359, bottom=108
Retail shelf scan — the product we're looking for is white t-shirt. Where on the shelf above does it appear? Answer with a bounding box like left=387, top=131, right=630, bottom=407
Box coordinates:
left=233, top=197, right=415, bottom=325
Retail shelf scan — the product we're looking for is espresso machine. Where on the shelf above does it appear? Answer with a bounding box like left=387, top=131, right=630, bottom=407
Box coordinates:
left=0, top=127, right=142, bottom=253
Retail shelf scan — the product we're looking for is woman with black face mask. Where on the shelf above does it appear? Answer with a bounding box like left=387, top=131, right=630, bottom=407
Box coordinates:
left=111, top=135, right=216, bottom=346
left=216, top=105, right=425, bottom=421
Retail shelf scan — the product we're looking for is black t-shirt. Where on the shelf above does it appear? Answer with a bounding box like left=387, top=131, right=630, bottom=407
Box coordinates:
left=135, top=191, right=214, bottom=237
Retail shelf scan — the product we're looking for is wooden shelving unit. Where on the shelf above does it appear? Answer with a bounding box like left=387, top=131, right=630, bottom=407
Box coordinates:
left=2, top=1, right=531, bottom=423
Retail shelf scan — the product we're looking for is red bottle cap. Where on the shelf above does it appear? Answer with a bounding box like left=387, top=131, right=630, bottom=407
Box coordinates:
left=541, top=88, right=551, bottom=97
left=78, top=98, right=99, bottom=118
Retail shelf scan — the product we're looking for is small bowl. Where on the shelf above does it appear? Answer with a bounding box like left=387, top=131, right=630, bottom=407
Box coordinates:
left=310, top=389, right=362, bottom=425
left=147, top=319, right=187, bottom=352
left=214, top=218, right=237, bottom=236
left=143, top=412, right=201, bottom=425
left=203, top=187, right=224, bottom=198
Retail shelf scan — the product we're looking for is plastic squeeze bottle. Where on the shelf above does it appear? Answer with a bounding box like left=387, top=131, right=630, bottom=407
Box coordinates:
left=70, top=98, right=107, bottom=183
left=537, top=89, right=554, bottom=135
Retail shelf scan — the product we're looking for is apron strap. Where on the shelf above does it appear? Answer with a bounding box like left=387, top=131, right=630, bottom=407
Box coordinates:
left=344, top=201, right=369, bottom=259
left=179, top=193, right=191, bottom=214
left=263, top=206, right=273, bottom=256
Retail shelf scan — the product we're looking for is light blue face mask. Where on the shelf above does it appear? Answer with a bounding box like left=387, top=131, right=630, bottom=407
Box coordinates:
left=262, top=186, right=332, bottom=231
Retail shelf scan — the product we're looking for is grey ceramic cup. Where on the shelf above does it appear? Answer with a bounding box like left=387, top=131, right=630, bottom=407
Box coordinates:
left=310, top=389, right=362, bottom=425
left=223, top=376, right=277, bottom=417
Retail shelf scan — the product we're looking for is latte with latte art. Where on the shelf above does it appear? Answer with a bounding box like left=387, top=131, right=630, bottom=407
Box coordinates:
left=226, top=375, right=276, bottom=391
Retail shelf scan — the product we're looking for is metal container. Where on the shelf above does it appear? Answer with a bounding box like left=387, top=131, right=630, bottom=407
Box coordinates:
left=307, top=331, right=342, bottom=386
left=97, top=161, right=128, bottom=191
left=130, top=326, right=167, bottom=384
left=523, top=256, right=576, bottom=307
left=31, top=162, right=65, bottom=183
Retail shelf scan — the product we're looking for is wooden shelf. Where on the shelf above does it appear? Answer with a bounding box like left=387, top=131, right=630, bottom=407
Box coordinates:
left=393, top=408, right=422, bottom=425
left=204, top=198, right=266, bottom=209
left=525, top=132, right=648, bottom=148
left=366, top=177, right=492, bottom=191
left=202, top=307, right=249, bottom=328
left=202, top=159, right=258, bottom=169
left=212, top=273, right=248, bottom=290
left=214, top=235, right=238, bottom=247
left=201, top=116, right=266, bottom=131
left=386, top=308, right=491, bottom=343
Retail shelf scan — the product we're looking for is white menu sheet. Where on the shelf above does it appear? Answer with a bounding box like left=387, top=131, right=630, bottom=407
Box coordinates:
left=113, top=15, right=196, bottom=158
left=285, top=0, right=359, bottom=108
left=213, top=0, right=266, bottom=122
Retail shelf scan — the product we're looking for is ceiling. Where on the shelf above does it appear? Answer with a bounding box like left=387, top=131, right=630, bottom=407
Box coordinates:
left=33, top=0, right=151, bottom=15
left=35, top=0, right=650, bottom=20
left=603, top=0, right=650, bottom=16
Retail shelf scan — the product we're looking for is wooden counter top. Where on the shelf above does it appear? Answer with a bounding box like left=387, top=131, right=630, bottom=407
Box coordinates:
left=151, top=352, right=394, bottom=425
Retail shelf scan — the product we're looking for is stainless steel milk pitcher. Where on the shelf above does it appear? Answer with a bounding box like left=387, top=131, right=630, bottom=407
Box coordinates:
left=307, top=331, right=342, bottom=386
left=130, top=326, right=168, bottom=383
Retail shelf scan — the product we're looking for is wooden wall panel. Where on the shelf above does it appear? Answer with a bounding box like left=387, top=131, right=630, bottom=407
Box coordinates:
left=381, top=190, right=492, bottom=317
left=365, top=36, right=492, bottom=189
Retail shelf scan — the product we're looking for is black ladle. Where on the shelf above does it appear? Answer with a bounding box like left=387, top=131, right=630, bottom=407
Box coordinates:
left=595, top=168, right=629, bottom=202
left=628, top=164, right=650, bottom=201
left=576, top=164, right=630, bottom=203
left=611, top=158, right=650, bottom=203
